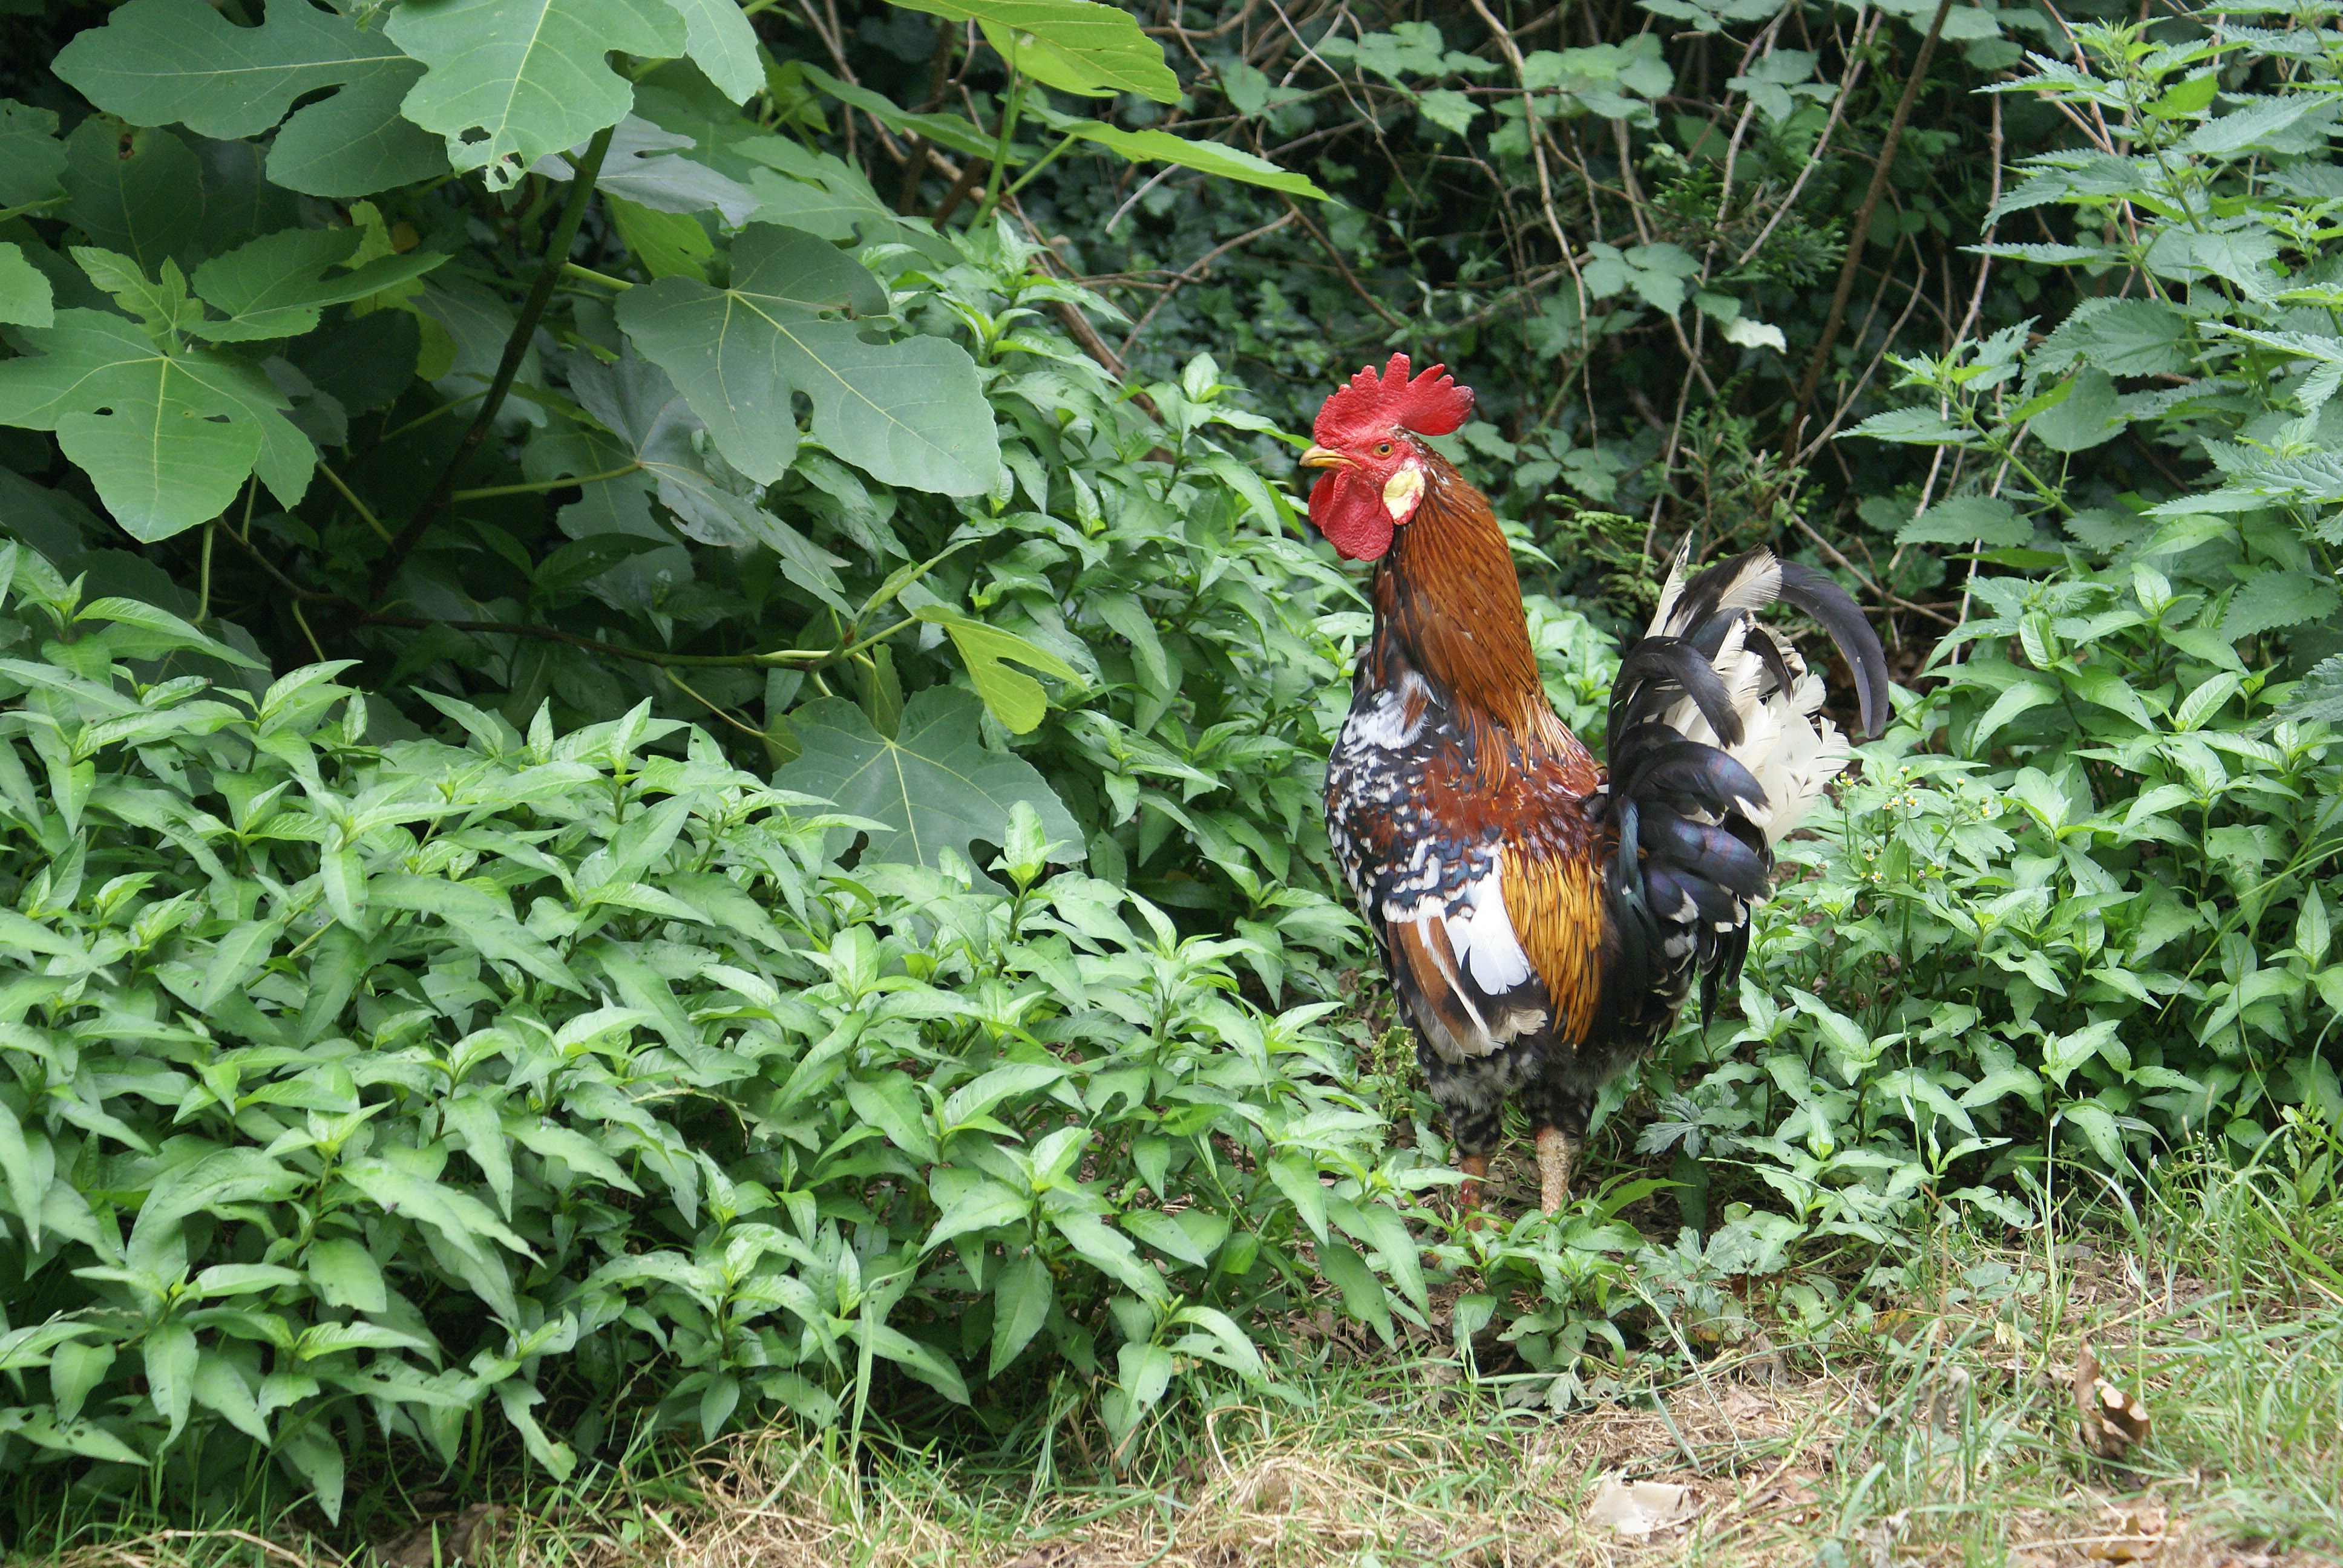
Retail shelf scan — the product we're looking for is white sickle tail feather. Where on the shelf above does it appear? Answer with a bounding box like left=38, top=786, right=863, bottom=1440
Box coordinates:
left=1601, top=547, right=1890, bottom=1037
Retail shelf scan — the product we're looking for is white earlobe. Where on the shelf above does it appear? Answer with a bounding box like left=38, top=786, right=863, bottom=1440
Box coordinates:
left=1382, top=466, right=1424, bottom=523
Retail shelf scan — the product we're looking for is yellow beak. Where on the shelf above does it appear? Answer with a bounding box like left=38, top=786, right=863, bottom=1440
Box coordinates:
left=1299, top=445, right=1349, bottom=469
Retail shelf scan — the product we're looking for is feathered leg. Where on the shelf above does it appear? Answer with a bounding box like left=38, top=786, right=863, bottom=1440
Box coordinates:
left=1535, top=1078, right=1598, bottom=1217
left=1423, top=1043, right=1506, bottom=1221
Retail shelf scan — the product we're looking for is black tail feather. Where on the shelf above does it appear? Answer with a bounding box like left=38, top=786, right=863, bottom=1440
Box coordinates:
left=1774, top=561, right=1892, bottom=737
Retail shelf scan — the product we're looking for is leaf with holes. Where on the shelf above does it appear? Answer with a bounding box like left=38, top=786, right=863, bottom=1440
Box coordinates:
left=386, top=0, right=685, bottom=191
left=51, top=0, right=445, bottom=198
left=615, top=223, right=998, bottom=494
left=773, top=688, right=1082, bottom=877
left=0, top=309, right=313, bottom=541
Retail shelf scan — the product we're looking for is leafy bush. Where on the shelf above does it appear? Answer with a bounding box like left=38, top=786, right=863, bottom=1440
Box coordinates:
left=0, top=548, right=1424, bottom=1514
left=1631, top=14, right=2343, bottom=1287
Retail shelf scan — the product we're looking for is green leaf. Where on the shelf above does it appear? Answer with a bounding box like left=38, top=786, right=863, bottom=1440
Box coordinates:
left=909, top=604, right=1082, bottom=733
left=510, top=1122, right=644, bottom=1195
left=845, top=1072, right=940, bottom=1165
left=657, top=0, right=763, bottom=103
left=925, top=1180, right=1032, bottom=1247
left=1898, top=495, right=2028, bottom=548
left=1030, top=108, right=1325, bottom=198
left=773, top=688, right=1082, bottom=877
left=1116, top=1340, right=1175, bottom=1410
left=0, top=99, right=67, bottom=211
left=2221, top=569, right=2340, bottom=641
left=189, top=227, right=450, bottom=342
left=385, top=0, right=687, bottom=191
left=0, top=309, right=315, bottom=541
left=143, top=1321, right=198, bottom=1442
left=0, top=243, right=51, bottom=328
left=2031, top=367, right=2124, bottom=452
left=617, top=224, right=998, bottom=494
left=52, top=0, right=447, bottom=198
left=305, top=1237, right=387, bottom=1313
left=796, top=62, right=1004, bottom=162
left=1317, top=1239, right=1394, bottom=1345
left=277, top=1422, right=345, bottom=1521
left=48, top=1341, right=115, bottom=1425
left=191, top=1356, right=269, bottom=1442
left=610, top=195, right=715, bottom=281
left=58, top=117, right=203, bottom=275
left=891, top=0, right=1179, bottom=103
left=988, top=1252, right=1054, bottom=1375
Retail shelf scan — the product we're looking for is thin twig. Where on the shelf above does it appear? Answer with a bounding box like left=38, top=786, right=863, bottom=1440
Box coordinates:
left=1283, top=196, right=1409, bottom=330
left=369, top=123, right=615, bottom=604
left=1786, top=0, right=1955, bottom=451
left=1735, top=11, right=1883, bottom=268
left=1118, top=214, right=1297, bottom=358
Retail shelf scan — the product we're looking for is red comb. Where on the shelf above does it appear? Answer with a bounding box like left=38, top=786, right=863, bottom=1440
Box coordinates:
left=1313, top=353, right=1473, bottom=445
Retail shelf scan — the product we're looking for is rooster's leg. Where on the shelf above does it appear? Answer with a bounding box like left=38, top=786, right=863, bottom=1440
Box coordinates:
left=1457, top=1152, right=1490, bottom=1221
left=1535, top=1127, right=1575, bottom=1217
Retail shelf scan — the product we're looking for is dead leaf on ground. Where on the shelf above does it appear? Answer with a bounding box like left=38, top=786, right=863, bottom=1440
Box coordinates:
left=1585, top=1475, right=1698, bottom=1535
left=2074, top=1339, right=2151, bottom=1460
left=2084, top=1503, right=2168, bottom=1562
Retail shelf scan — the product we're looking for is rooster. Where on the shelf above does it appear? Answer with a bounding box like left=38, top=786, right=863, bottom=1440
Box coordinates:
left=1303, top=354, right=1889, bottom=1218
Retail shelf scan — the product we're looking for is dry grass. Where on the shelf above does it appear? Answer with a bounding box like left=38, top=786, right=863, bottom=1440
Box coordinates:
left=24, top=1193, right=2342, bottom=1568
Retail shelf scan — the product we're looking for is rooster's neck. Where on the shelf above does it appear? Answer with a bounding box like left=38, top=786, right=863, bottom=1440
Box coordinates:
left=1368, top=460, right=1591, bottom=780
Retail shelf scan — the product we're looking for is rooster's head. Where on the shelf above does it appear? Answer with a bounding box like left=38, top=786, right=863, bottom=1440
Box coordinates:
left=1300, top=353, right=1474, bottom=561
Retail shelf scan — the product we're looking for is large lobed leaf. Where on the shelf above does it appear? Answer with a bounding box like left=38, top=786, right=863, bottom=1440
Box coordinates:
left=615, top=223, right=1000, bottom=495
left=774, top=687, right=1083, bottom=877
left=52, top=0, right=447, bottom=198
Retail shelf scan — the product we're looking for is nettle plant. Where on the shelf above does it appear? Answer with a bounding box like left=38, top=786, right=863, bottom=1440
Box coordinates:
left=0, top=546, right=1427, bottom=1513
left=1630, top=8, right=2343, bottom=1267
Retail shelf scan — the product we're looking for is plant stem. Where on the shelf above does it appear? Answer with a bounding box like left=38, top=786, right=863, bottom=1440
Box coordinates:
left=451, top=463, right=643, bottom=501
left=316, top=462, right=393, bottom=544
left=366, top=122, right=616, bottom=606
left=563, top=261, right=634, bottom=292
left=973, top=74, right=1027, bottom=226
left=1784, top=0, right=1955, bottom=452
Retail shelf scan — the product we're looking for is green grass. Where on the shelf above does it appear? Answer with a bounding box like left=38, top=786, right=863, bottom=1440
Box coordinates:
left=15, top=1140, right=2341, bottom=1568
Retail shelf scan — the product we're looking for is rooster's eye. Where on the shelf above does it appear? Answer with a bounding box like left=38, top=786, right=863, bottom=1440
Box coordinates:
left=1374, top=441, right=1395, bottom=456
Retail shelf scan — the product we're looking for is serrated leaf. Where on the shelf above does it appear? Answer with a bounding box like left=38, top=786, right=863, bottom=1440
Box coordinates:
left=2221, top=569, right=2340, bottom=640
left=52, top=0, right=444, bottom=198
left=773, top=688, right=1081, bottom=878
left=1899, top=495, right=2029, bottom=547
left=892, top=0, right=1179, bottom=103
left=385, top=0, right=687, bottom=191
left=616, top=223, right=999, bottom=494
left=0, top=309, right=315, bottom=541
left=2031, top=367, right=2123, bottom=452
left=189, top=226, right=449, bottom=342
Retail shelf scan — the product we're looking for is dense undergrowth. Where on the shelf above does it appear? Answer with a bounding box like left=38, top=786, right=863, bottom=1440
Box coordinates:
left=0, top=0, right=2341, bottom=1541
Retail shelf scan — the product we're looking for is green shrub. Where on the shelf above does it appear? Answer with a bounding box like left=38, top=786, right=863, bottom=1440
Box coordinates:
left=0, top=547, right=1420, bottom=1515
left=1634, top=15, right=2343, bottom=1283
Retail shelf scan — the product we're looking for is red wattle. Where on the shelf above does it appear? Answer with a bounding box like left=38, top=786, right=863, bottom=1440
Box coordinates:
left=1309, top=471, right=1394, bottom=561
